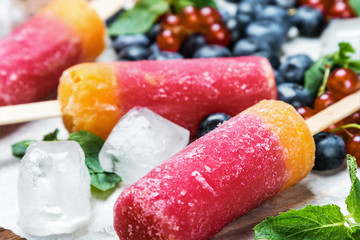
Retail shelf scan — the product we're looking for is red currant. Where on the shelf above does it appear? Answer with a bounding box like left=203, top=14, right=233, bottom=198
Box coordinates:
left=179, top=6, right=202, bottom=31
left=313, top=91, right=337, bottom=113
left=324, top=120, right=344, bottom=132
left=157, top=29, right=181, bottom=52
left=296, top=106, right=315, bottom=120
left=344, top=111, right=360, bottom=124
left=326, top=0, right=357, bottom=18
left=346, top=135, right=360, bottom=166
left=199, top=7, right=222, bottom=26
left=300, top=0, right=332, bottom=13
left=327, top=68, right=359, bottom=99
left=163, top=14, right=180, bottom=28
left=204, top=23, right=231, bottom=46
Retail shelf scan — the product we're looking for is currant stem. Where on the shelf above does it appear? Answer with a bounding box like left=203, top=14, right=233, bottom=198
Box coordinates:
left=317, top=66, right=331, bottom=97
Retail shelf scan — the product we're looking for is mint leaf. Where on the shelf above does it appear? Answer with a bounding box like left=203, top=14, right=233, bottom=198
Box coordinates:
left=254, top=205, right=350, bottom=240
left=304, top=56, right=330, bottom=96
left=11, top=140, right=36, bottom=158
left=108, top=0, right=169, bottom=36
left=43, top=129, right=59, bottom=141
left=68, top=131, right=121, bottom=191
left=172, top=0, right=217, bottom=12
left=345, top=155, right=360, bottom=223
left=350, top=0, right=360, bottom=16
left=347, top=226, right=360, bottom=240
left=90, top=172, right=122, bottom=192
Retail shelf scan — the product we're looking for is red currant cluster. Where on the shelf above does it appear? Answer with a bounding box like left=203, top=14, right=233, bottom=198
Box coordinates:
left=157, top=6, right=230, bottom=52
left=297, top=68, right=360, bottom=165
left=299, top=0, right=357, bottom=18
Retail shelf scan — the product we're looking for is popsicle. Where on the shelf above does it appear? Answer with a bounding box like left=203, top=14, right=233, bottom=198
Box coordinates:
left=113, top=100, right=315, bottom=240
left=58, top=56, right=276, bottom=138
left=0, top=0, right=105, bottom=106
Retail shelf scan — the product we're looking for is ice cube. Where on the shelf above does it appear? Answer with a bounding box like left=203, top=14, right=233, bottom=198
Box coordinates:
left=18, top=141, right=91, bottom=236
left=320, top=19, right=360, bottom=58
left=99, top=107, right=190, bottom=183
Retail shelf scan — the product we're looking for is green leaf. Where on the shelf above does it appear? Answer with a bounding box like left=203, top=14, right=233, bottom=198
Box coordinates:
left=347, top=226, right=360, bottom=240
left=42, top=129, right=59, bottom=141
left=90, top=172, right=122, bottom=192
left=348, top=59, right=360, bottom=74
left=304, top=56, right=330, bottom=96
left=172, top=0, right=217, bottom=12
left=68, top=131, right=122, bottom=191
left=345, top=155, right=360, bottom=223
left=108, top=0, right=169, bottom=36
left=11, top=140, right=36, bottom=158
left=68, top=130, right=104, bottom=172
left=349, top=0, right=360, bottom=16
left=254, top=205, right=350, bottom=240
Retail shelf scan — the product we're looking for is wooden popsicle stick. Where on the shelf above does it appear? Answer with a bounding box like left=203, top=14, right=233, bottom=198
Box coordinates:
left=90, top=0, right=129, bottom=21
left=0, top=100, right=61, bottom=125
left=1, top=91, right=359, bottom=130
left=305, top=90, right=360, bottom=135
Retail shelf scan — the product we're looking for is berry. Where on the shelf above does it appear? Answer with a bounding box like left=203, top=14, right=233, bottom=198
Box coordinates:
left=163, top=14, right=180, bottom=28
left=296, top=106, right=314, bottom=120
left=193, top=45, right=232, bottom=58
left=157, top=29, right=181, bottom=52
left=146, top=23, right=161, bottom=42
left=253, top=51, right=280, bottom=69
left=237, top=0, right=263, bottom=19
left=232, top=37, right=272, bottom=56
left=346, top=135, right=360, bottom=165
left=225, top=17, right=242, bottom=46
left=245, top=20, right=287, bottom=51
left=344, top=111, right=360, bottom=124
left=278, top=54, right=313, bottom=85
left=313, top=132, right=346, bottom=170
left=274, top=69, right=286, bottom=85
left=236, top=14, right=252, bottom=34
left=198, top=113, right=232, bottom=138
left=272, top=0, right=297, bottom=9
left=256, top=5, right=291, bottom=31
left=112, top=34, right=150, bottom=53
left=300, top=0, right=332, bottom=13
left=293, top=6, right=325, bottom=37
left=117, top=45, right=151, bottom=61
left=277, top=83, right=315, bottom=108
left=179, top=6, right=202, bottom=31
left=204, top=23, right=231, bottom=46
left=148, top=51, right=184, bottom=60
left=327, top=68, right=359, bottom=100
left=180, top=34, right=207, bottom=58
left=327, top=0, right=357, bottom=19
left=313, top=91, right=337, bottom=112
left=199, top=7, right=222, bottom=26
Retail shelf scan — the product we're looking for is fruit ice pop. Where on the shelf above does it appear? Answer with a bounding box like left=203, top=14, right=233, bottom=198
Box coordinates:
left=58, top=56, right=276, bottom=138
left=0, top=0, right=105, bottom=106
left=113, top=100, right=315, bottom=240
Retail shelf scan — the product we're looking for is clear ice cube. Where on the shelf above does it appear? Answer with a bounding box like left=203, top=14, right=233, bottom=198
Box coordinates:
left=99, top=107, right=190, bottom=183
left=18, top=141, right=91, bottom=236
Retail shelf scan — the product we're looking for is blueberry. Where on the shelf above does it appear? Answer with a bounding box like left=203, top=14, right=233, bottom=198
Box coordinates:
left=180, top=34, right=207, bottom=58
left=236, top=14, right=253, bottom=34
left=313, top=132, right=346, bottom=170
left=274, top=69, right=285, bottom=85
left=293, top=6, right=325, bottom=37
left=253, top=51, right=280, bottom=69
left=226, top=17, right=243, bottom=47
left=245, top=20, right=287, bottom=51
left=149, top=42, right=160, bottom=54
left=233, top=37, right=272, bottom=56
left=256, top=5, right=292, bottom=31
left=277, top=82, right=314, bottom=108
left=193, top=45, right=232, bottom=58
left=271, top=0, right=297, bottom=9
left=113, top=34, right=150, bottom=53
left=146, top=23, right=161, bottom=42
left=237, top=0, right=263, bottom=19
left=198, top=113, right=232, bottom=138
left=148, top=51, right=184, bottom=60
left=278, top=54, right=313, bottom=85
left=117, top=45, right=151, bottom=61
left=218, top=7, right=234, bottom=22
